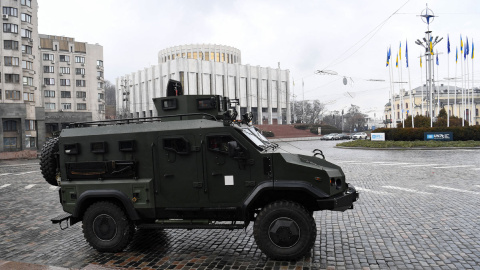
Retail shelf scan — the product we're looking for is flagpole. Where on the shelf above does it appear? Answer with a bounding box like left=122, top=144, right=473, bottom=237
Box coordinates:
left=454, top=50, right=457, bottom=118
left=420, top=55, right=424, bottom=116
left=461, top=37, right=465, bottom=126
left=436, top=51, right=439, bottom=117
left=472, top=41, right=475, bottom=126
left=447, top=38, right=450, bottom=127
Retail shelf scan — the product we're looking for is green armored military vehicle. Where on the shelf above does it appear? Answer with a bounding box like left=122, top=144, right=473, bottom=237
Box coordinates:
left=41, top=79, right=358, bottom=260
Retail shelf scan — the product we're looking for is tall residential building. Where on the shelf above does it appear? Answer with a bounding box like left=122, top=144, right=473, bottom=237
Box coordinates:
left=116, top=44, right=291, bottom=125
left=38, top=34, right=104, bottom=142
left=0, top=0, right=104, bottom=158
left=0, top=0, right=40, bottom=156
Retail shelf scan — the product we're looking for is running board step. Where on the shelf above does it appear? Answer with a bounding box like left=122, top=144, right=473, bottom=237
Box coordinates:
left=137, top=223, right=245, bottom=230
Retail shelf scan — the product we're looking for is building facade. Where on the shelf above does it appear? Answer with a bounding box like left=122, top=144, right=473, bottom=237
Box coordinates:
left=384, top=84, right=480, bottom=127
left=0, top=0, right=40, bottom=155
left=116, top=44, right=291, bottom=125
left=0, top=0, right=104, bottom=157
left=38, top=34, right=104, bottom=141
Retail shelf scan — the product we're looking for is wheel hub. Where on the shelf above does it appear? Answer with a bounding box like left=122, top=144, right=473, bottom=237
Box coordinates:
left=268, top=217, right=300, bottom=248
left=93, top=214, right=117, bottom=241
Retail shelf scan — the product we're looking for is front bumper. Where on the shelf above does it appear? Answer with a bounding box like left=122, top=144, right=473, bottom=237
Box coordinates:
left=317, top=184, right=359, bottom=211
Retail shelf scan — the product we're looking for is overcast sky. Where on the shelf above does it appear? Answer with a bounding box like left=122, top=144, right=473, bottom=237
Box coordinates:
left=38, top=0, right=480, bottom=118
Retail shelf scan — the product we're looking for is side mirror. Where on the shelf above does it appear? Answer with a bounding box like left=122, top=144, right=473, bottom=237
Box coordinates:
left=227, top=141, right=239, bottom=157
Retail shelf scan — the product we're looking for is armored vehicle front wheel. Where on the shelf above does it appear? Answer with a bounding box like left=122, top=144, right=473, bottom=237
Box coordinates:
left=39, top=137, right=59, bottom=186
left=253, top=201, right=316, bottom=260
left=82, top=201, right=134, bottom=252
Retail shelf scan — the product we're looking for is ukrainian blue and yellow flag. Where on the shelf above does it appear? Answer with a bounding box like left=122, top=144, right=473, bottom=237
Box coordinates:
left=436, top=53, right=439, bottom=66
left=420, top=56, right=422, bottom=68
left=386, top=48, right=390, bottom=67
left=456, top=47, right=458, bottom=63
left=396, top=54, right=398, bottom=67
left=399, top=42, right=402, bottom=60
left=461, top=35, right=463, bottom=54
left=472, top=41, right=474, bottom=59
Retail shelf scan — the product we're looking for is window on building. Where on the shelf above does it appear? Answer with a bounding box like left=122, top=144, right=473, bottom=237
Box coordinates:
left=45, top=103, right=56, bottom=110
left=4, top=56, right=19, bottom=66
left=5, top=74, right=20, bottom=83
left=22, top=60, right=33, bottom=70
left=97, top=71, right=103, bottom=77
left=44, top=90, right=55, bottom=97
left=98, top=93, right=104, bottom=100
left=3, top=120, right=17, bottom=132
left=4, top=40, right=19, bottom=50
left=3, top=137, right=17, bottom=149
left=97, top=82, right=103, bottom=89
left=205, top=51, right=209, bottom=61
left=61, top=91, right=71, bottom=98
left=97, top=60, right=103, bottom=67
left=3, top=23, right=18, bottom=33
left=21, top=0, right=32, bottom=8
left=76, top=91, right=86, bottom=98
left=76, top=80, right=86, bottom=87
left=43, top=54, right=54, bottom=61
left=60, top=79, right=71, bottom=86
left=75, top=56, right=85, bottom=63
left=23, top=92, right=34, bottom=101
left=77, top=103, right=87, bottom=110
left=21, top=13, right=31, bottom=23
left=59, top=55, right=70, bottom=62
left=476, top=108, right=479, bottom=116
left=24, top=120, right=35, bottom=131
left=5, top=90, right=20, bottom=100
left=99, top=104, right=105, bottom=111
left=44, top=78, right=55, bottom=85
left=21, top=29, right=32, bottom=38
left=43, top=66, right=54, bottom=73
left=406, top=103, right=408, bottom=109
left=3, top=7, right=18, bottom=17
left=22, top=45, right=32, bottom=54
left=60, top=67, right=70, bottom=74
left=75, top=68, right=85, bottom=75
left=25, top=137, right=35, bottom=148
left=0, top=90, right=2, bottom=99
left=23, top=76, right=33, bottom=86
left=61, top=103, right=71, bottom=110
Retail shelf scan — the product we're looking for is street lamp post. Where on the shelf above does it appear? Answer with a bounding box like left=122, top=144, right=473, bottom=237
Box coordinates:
left=120, top=78, right=130, bottom=119
left=415, top=4, right=443, bottom=127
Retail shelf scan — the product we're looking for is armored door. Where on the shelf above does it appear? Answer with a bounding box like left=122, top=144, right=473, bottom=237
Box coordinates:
left=204, top=134, right=253, bottom=204
left=156, top=134, right=201, bottom=206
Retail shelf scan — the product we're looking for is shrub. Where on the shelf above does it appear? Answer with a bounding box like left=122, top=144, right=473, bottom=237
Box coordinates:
left=294, top=124, right=341, bottom=135
left=374, top=126, right=480, bottom=141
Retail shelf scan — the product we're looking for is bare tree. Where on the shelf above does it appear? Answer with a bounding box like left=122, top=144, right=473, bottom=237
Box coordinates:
left=344, top=104, right=367, bottom=132
left=290, top=100, right=326, bottom=124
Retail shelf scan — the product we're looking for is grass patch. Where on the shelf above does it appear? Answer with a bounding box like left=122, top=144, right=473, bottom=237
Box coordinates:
left=336, top=140, right=480, bottom=148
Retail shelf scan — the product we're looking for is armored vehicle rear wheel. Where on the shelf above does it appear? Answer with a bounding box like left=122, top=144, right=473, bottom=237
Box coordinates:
left=253, top=201, right=316, bottom=260
left=82, top=201, right=134, bottom=252
left=39, top=137, right=59, bottom=186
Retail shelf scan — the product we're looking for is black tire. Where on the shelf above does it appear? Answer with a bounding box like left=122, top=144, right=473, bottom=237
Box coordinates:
left=253, top=201, right=316, bottom=260
left=39, top=137, right=59, bottom=186
left=82, top=201, right=134, bottom=252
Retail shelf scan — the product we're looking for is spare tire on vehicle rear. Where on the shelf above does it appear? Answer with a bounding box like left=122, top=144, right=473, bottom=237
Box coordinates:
left=40, top=137, right=59, bottom=186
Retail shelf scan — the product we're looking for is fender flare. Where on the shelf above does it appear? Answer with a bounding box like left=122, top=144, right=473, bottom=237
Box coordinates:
left=73, top=190, right=140, bottom=221
left=242, top=180, right=329, bottom=221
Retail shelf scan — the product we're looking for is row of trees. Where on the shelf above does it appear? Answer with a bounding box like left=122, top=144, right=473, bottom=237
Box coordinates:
left=290, top=101, right=368, bottom=132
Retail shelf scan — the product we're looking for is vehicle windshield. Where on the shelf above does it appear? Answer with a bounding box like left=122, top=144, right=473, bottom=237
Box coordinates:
left=241, top=127, right=273, bottom=150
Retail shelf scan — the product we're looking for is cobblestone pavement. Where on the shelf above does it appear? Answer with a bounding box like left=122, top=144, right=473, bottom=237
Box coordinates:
left=0, top=141, right=480, bottom=270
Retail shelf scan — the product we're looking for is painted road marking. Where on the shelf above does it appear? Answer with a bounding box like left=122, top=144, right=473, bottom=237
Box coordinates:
left=382, top=186, right=433, bottom=195
left=0, top=184, right=11, bottom=189
left=356, top=187, right=392, bottom=195
left=377, top=163, right=411, bottom=166
left=0, top=173, right=12, bottom=176
left=429, top=185, right=480, bottom=195
left=401, top=164, right=444, bottom=168
left=432, top=165, right=475, bottom=169
left=0, top=163, right=38, bottom=168
left=24, top=184, right=36, bottom=189
left=13, top=171, right=37, bottom=176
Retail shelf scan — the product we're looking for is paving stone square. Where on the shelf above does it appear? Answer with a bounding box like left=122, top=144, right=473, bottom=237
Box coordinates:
left=0, top=140, right=479, bottom=269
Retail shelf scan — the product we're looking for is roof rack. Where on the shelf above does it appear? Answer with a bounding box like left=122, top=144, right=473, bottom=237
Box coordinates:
left=68, top=113, right=218, bottom=128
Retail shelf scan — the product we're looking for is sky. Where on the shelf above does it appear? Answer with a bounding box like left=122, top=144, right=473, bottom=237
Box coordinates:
left=37, top=0, right=480, bottom=119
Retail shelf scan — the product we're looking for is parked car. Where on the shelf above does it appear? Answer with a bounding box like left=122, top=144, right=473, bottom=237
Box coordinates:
left=352, top=132, right=368, bottom=140
left=338, top=133, right=351, bottom=140
left=321, top=133, right=339, bottom=140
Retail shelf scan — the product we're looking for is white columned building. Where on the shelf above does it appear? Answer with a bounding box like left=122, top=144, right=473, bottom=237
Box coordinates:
left=116, top=44, right=291, bottom=125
